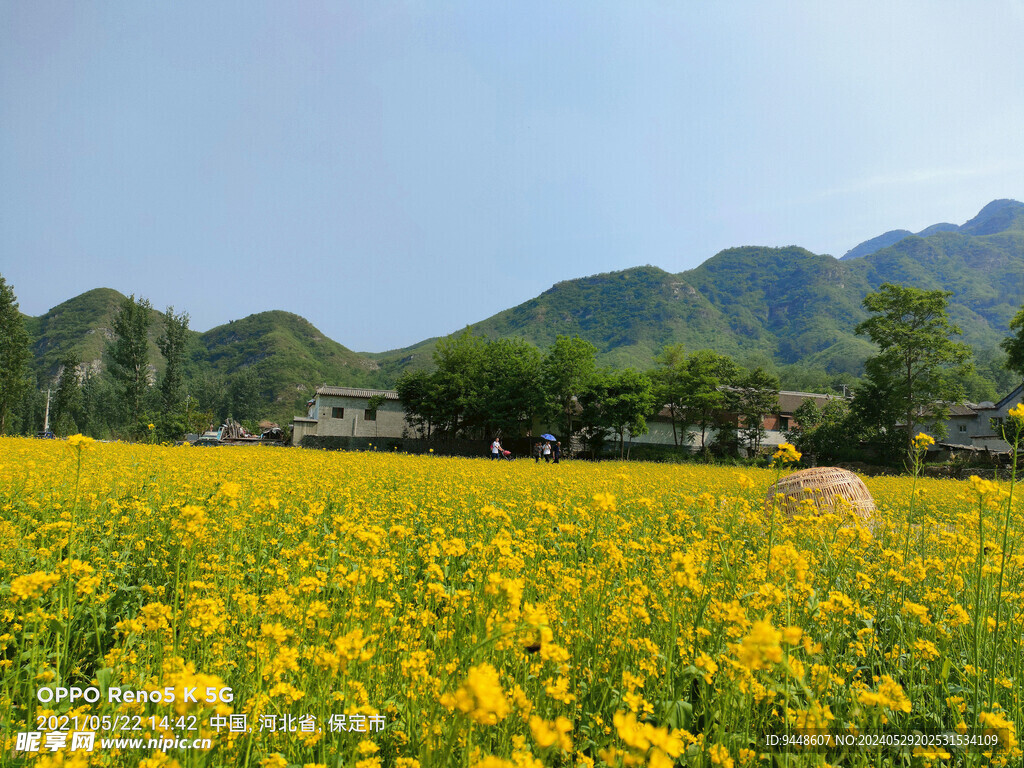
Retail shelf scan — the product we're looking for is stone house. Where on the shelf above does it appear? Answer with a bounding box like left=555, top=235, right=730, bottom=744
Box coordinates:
left=291, top=386, right=412, bottom=445
left=937, top=382, right=1024, bottom=453
left=633, top=390, right=844, bottom=452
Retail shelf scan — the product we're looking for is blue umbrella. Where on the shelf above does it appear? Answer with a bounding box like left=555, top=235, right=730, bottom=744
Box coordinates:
left=541, top=433, right=557, bottom=441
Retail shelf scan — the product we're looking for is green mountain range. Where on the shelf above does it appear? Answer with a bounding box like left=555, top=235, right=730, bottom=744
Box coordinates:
left=369, top=200, right=1024, bottom=385
left=22, top=291, right=382, bottom=424
left=18, top=199, right=1024, bottom=423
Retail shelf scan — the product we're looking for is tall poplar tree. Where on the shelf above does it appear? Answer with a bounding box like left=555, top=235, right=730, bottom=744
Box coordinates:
left=157, top=307, right=190, bottom=425
left=0, top=275, right=31, bottom=435
left=51, top=351, right=83, bottom=436
left=108, top=294, right=153, bottom=430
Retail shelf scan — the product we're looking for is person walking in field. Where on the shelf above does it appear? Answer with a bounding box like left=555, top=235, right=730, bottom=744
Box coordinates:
left=553, top=441, right=561, bottom=463
left=490, top=437, right=502, bottom=459
left=542, top=441, right=552, bottom=462
left=533, top=441, right=542, bottom=462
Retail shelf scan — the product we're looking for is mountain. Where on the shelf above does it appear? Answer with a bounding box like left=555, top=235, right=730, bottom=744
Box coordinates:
left=198, top=311, right=383, bottom=414
left=958, top=198, right=1024, bottom=236
left=371, top=200, right=1024, bottom=384
left=23, top=288, right=167, bottom=380
left=841, top=199, right=1024, bottom=259
left=842, top=230, right=913, bottom=260
left=20, top=199, right=1024, bottom=421
left=22, top=293, right=383, bottom=423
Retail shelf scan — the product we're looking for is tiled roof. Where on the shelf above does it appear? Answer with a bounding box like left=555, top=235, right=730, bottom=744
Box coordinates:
left=777, top=391, right=841, bottom=413
left=653, top=390, right=843, bottom=419
left=315, top=386, right=400, bottom=400
left=947, top=404, right=977, bottom=417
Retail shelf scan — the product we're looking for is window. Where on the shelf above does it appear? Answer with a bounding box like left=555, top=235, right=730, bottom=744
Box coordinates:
left=332, top=407, right=344, bottom=419
left=364, top=409, right=376, bottom=421
left=959, top=424, right=967, bottom=433
left=778, top=416, right=790, bottom=431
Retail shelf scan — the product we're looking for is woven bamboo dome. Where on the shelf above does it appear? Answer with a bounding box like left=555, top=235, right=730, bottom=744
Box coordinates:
left=766, top=467, right=876, bottom=522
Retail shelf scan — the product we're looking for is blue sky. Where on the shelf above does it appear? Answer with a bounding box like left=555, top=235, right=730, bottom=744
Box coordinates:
left=3, top=1, right=1024, bottom=351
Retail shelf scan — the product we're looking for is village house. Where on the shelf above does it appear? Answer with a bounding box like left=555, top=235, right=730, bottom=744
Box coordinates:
left=290, top=382, right=1024, bottom=457
left=291, top=386, right=413, bottom=445
left=293, top=384, right=854, bottom=453
left=633, top=389, right=846, bottom=453
left=936, top=382, right=1024, bottom=454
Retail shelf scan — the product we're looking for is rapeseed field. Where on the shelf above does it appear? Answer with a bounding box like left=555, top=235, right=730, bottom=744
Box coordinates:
left=1, top=436, right=1021, bottom=767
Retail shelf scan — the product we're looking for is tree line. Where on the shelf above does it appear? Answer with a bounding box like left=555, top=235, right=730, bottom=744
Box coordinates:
left=791, top=284, right=1024, bottom=464
left=394, top=333, right=787, bottom=458
left=396, top=282, right=1024, bottom=463
left=3, top=273, right=1023, bottom=462
left=0, top=280, right=266, bottom=441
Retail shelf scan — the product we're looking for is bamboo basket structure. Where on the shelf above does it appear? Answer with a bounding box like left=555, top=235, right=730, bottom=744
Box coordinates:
left=766, top=467, right=876, bottom=523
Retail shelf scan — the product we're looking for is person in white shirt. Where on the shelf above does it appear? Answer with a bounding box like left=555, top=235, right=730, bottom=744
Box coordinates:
left=490, top=438, right=502, bottom=459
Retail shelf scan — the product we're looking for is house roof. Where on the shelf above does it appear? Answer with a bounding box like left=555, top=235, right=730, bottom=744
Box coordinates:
left=777, top=391, right=841, bottom=414
left=315, top=386, right=400, bottom=400
left=947, top=403, right=977, bottom=417
left=994, top=382, right=1024, bottom=411
left=653, top=389, right=842, bottom=419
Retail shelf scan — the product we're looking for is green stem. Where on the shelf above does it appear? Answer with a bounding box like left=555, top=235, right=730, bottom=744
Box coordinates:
left=988, top=422, right=1021, bottom=707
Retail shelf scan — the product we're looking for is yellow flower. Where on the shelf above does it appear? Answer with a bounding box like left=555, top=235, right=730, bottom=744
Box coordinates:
left=913, top=432, right=935, bottom=449
left=448, top=664, right=509, bottom=725
left=530, top=715, right=573, bottom=751
left=772, top=443, right=801, bottom=463
left=735, top=619, right=783, bottom=671
left=708, top=743, right=734, bottom=767
left=66, top=433, right=96, bottom=448
left=857, top=674, right=912, bottom=713
left=1008, top=402, right=1024, bottom=420
left=11, top=571, right=61, bottom=601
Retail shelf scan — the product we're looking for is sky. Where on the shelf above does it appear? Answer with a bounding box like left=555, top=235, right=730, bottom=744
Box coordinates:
left=3, top=1, right=1024, bottom=352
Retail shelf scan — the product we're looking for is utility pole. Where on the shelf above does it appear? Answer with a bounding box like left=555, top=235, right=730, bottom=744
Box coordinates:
left=43, top=388, right=51, bottom=434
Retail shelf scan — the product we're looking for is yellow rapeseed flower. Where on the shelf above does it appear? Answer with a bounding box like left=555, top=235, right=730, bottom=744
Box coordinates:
left=11, top=571, right=60, bottom=601
left=772, top=442, right=801, bottom=463
left=448, top=664, right=509, bottom=725
left=913, top=432, right=935, bottom=449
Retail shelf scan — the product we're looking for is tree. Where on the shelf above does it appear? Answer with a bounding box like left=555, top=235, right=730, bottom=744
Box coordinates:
left=602, top=369, right=656, bottom=459
left=1003, top=304, right=1024, bottom=379
left=227, top=368, right=264, bottom=424
left=396, top=369, right=439, bottom=439
left=788, top=397, right=855, bottom=464
left=0, top=275, right=31, bottom=434
left=678, top=350, right=742, bottom=451
left=51, top=351, right=84, bottom=436
left=431, top=332, right=485, bottom=439
left=155, top=307, right=190, bottom=440
left=651, top=344, right=688, bottom=446
left=476, top=338, right=544, bottom=440
left=157, top=307, right=189, bottom=414
left=80, top=370, right=117, bottom=438
left=855, top=283, right=973, bottom=457
left=576, top=368, right=656, bottom=459
left=735, top=367, right=780, bottom=454
left=108, top=294, right=153, bottom=431
left=541, top=336, right=597, bottom=444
